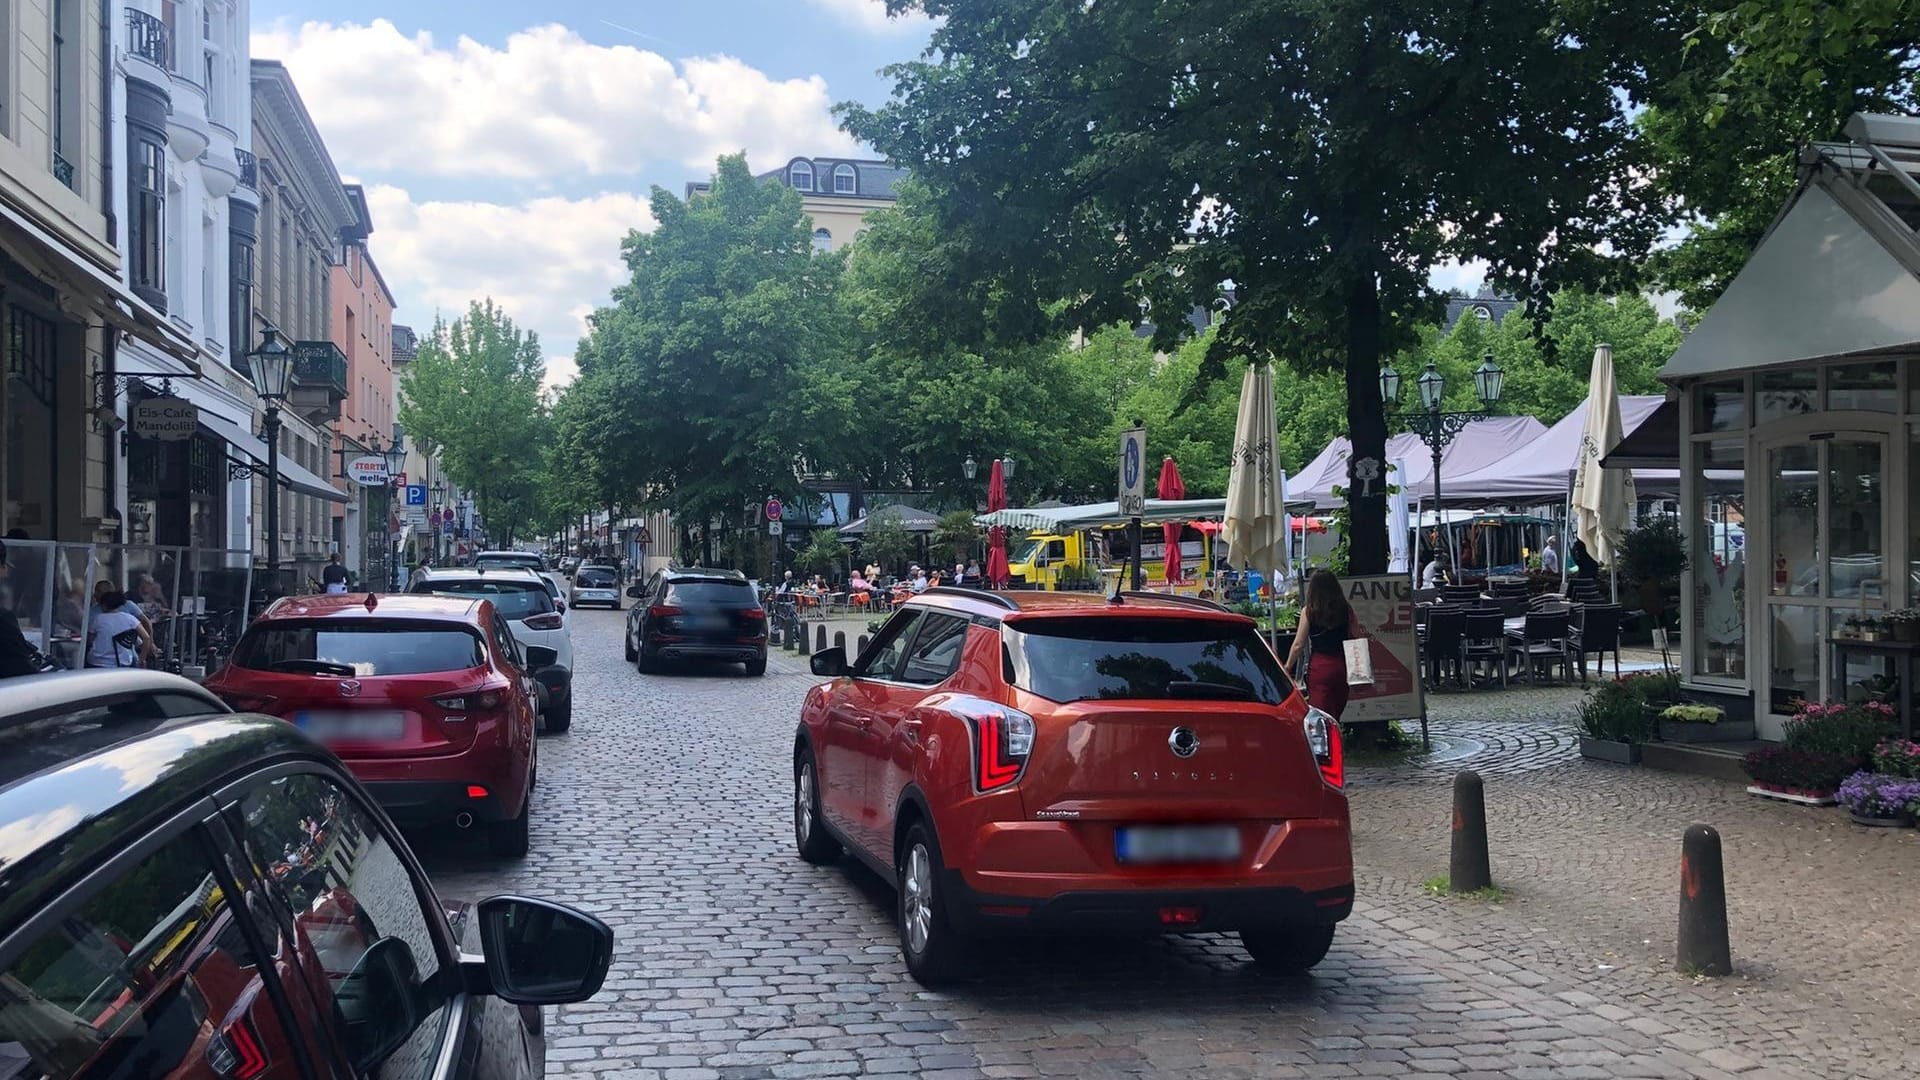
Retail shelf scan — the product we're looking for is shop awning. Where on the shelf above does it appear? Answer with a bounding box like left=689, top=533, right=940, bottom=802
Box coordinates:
left=199, top=410, right=350, bottom=504
left=977, top=498, right=1265, bottom=532
left=1601, top=398, right=1681, bottom=468
left=0, top=198, right=200, bottom=369
left=840, top=504, right=940, bottom=535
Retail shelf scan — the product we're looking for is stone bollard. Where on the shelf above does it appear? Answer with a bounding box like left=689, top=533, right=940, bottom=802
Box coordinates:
left=834, top=631, right=847, bottom=653
left=1449, top=770, right=1493, bottom=893
left=858, top=634, right=869, bottom=655
left=816, top=625, right=828, bottom=653
left=797, top=622, right=811, bottom=656
left=1678, top=823, right=1732, bottom=976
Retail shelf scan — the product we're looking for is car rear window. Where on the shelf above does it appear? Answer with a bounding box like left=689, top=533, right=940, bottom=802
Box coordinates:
left=477, top=554, right=541, bottom=571
left=665, top=581, right=756, bottom=606
left=414, top=580, right=554, bottom=620
left=233, top=620, right=487, bottom=676
left=1002, top=616, right=1293, bottom=705
left=576, top=568, right=617, bottom=587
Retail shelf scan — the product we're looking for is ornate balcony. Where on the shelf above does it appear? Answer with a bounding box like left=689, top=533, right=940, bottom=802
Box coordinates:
left=53, top=153, right=75, bottom=191
left=126, top=10, right=170, bottom=67
left=289, top=340, right=348, bottom=422
left=236, top=148, right=258, bottom=191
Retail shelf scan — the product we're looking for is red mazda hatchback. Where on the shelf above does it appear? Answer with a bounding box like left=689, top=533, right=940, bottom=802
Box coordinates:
left=795, top=587, right=1353, bottom=984
left=206, top=593, right=542, bottom=856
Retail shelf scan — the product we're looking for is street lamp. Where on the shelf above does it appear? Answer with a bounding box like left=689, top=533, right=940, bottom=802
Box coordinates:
left=1382, top=350, right=1504, bottom=576
left=999, top=453, right=1016, bottom=480
left=245, top=328, right=294, bottom=580
left=431, top=481, right=448, bottom=563
left=962, top=455, right=977, bottom=481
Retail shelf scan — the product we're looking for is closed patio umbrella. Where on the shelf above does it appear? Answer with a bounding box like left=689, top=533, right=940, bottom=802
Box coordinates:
left=1223, top=363, right=1286, bottom=576
left=985, top=459, right=1009, bottom=587
left=1157, top=456, right=1186, bottom=582
left=1572, top=344, right=1636, bottom=587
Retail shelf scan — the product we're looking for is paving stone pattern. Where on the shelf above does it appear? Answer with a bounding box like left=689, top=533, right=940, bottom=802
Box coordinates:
left=418, top=611, right=1908, bottom=1078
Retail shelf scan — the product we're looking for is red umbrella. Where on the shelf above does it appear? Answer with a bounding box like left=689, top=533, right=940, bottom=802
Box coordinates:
left=986, top=458, right=1010, bottom=587
left=1157, top=456, right=1186, bottom=582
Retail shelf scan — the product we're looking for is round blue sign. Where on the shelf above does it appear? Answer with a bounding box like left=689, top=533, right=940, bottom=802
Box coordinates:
left=1123, top=437, right=1141, bottom=490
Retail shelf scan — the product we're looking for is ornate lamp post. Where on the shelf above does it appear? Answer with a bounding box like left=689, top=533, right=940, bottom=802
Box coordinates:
left=431, top=481, right=448, bottom=563
left=244, top=329, right=294, bottom=579
left=381, top=437, right=408, bottom=590
left=1379, top=350, right=1504, bottom=573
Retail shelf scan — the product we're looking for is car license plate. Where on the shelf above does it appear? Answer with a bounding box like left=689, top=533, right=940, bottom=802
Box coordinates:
left=294, top=710, right=405, bottom=742
left=1115, top=825, right=1241, bottom=865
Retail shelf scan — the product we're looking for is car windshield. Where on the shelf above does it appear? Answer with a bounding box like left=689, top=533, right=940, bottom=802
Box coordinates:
left=233, top=620, right=487, bottom=676
left=1002, top=617, right=1292, bottom=705
left=415, top=580, right=553, bottom=620
left=576, top=569, right=617, bottom=587
left=665, top=581, right=757, bottom=607
left=477, top=554, right=542, bottom=571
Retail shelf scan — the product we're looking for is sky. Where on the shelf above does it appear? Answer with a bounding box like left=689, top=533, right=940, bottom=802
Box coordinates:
left=249, top=1, right=1494, bottom=390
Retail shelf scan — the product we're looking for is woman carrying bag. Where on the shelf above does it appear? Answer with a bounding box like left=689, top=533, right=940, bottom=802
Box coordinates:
left=86, top=591, right=154, bottom=669
left=1285, top=569, right=1368, bottom=720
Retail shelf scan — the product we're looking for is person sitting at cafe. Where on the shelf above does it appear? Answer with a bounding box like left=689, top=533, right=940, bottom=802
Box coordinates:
left=848, top=569, right=871, bottom=595
left=911, top=567, right=931, bottom=593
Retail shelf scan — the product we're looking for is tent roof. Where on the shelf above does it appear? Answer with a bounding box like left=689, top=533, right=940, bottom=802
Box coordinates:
left=1290, top=415, right=1547, bottom=509
left=977, top=498, right=1257, bottom=532
left=839, top=504, right=939, bottom=535
left=1439, top=395, right=1665, bottom=503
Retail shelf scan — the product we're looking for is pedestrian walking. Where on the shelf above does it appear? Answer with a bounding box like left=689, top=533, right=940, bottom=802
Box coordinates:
left=1285, top=569, right=1364, bottom=721
left=0, top=541, right=47, bottom=678
left=322, top=553, right=349, bottom=595
left=1539, top=536, right=1560, bottom=574
left=86, top=591, right=153, bottom=669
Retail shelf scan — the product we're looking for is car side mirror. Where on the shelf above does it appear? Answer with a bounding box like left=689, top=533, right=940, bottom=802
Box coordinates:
left=335, top=937, right=425, bottom=1073
left=810, top=647, right=849, bottom=678
left=524, top=645, right=558, bottom=670
left=626, top=585, right=645, bottom=599
left=472, top=895, right=614, bottom=1005
left=555, top=600, right=567, bottom=614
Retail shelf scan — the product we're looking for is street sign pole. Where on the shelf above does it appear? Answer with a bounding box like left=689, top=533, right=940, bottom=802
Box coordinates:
left=1119, top=423, right=1147, bottom=591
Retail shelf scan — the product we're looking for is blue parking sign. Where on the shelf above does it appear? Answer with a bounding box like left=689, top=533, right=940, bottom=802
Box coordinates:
left=405, top=484, right=427, bottom=506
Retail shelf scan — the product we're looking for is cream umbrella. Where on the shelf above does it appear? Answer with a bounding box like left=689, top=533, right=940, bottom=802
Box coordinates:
left=1223, top=361, right=1287, bottom=581
left=1572, top=344, right=1636, bottom=571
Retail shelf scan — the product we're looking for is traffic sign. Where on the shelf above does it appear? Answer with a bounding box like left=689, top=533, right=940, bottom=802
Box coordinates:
left=634, top=525, right=652, bottom=545
left=1117, top=425, right=1147, bottom=517
left=768, top=520, right=784, bottom=536
left=765, top=497, right=784, bottom=522
left=405, top=484, right=426, bottom=506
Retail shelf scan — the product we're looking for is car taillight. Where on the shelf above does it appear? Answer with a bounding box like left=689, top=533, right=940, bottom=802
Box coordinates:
left=1304, top=705, right=1343, bottom=788
left=433, top=688, right=506, bottom=712
left=206, top=1017, right=267, bottom=1079
left=649, top=605, right=684, bottom=619
left=740, top=608, right=766, bottom=621
left=947, top=695, right=1034, bottom=792
left=218, top=692, right=278, bottom=714
left=523, top=612, right=564, bottom=630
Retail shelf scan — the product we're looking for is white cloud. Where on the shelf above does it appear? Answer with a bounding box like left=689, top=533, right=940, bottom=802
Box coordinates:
left=251, top=20, right=860, bottom=179
left=363, top=185, right=656, bottom=388
left=805, top=0, right=936, bottom=34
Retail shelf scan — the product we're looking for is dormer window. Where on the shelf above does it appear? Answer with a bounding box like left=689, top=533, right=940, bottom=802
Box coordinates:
left=833, top=163, right=857, bottom=194
left=789, top=161, right=815, bottom=191
left=1472, top=305, right=1493, bottom=321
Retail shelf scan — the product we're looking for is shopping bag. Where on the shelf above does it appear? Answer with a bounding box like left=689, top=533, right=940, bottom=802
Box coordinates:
left=1344, top=637, right=1375, bottom=685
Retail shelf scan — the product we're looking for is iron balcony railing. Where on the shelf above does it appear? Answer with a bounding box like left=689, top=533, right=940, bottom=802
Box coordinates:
left=290, top=341, right=349, bottom=399
left=126, top=9, right=170, bottom=68
left=235, top=148, right=257, bottom=191
left=53, top=153, right=75, bottom=190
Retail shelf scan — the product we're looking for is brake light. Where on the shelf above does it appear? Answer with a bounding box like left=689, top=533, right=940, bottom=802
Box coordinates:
left=218, top=692, right=278, bottom=714
left=433, top=688, right=506, bottom=712
left=649, top=605, right=684, bottom=619
left=206, top=1017, right=267, bottom=1079
left=523, top=612, right=564, bottom=630
left=740, top=608, right=766, bottom=621
left=1304, top=705, right=1344, bottom=788
left=946, top=695, right=1034, bottom=792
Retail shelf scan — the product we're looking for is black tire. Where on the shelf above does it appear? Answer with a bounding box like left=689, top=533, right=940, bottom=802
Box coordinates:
left=897, top=821, right=968, bottom=985
left=609, top=601, right=620, bottom=611
left=623, top=627, right=637, bottom=661
left=543, top=694, right=572, bottom=734
left=792, top=750, right=840, bottom=864
left=488, top=796, right=531, bottom=859
left=1238, top=924, right=1336, bottom=974
left=745, top=654, right=767, bottom=677
left=636, top=640, right=659, bottom=674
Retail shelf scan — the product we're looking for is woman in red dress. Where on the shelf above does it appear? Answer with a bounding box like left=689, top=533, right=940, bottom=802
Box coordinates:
left=1285, top=569, right=1364, bottom=719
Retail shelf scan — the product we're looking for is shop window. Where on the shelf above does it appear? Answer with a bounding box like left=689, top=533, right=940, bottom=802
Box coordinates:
left=5, top=305, right=59, bottom=538
left=1690, top=436, right=1745, bottom=681
left=1755, top=369, right=1817, bottom=423
left=230, top=231, right=254, bottom=362
left=1828, top=361, right=1898, bottom=413
left=1694, top=380, right=1746, bottom=432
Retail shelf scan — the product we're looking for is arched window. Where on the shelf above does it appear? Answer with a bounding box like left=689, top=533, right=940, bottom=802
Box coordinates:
left=833, top=163, right=857, bottom=194
left=812, top=228, right=832, bottom=253
left=788, top=161, right=815, bottom=191
left=1472, top=305, right=1493, bottom=321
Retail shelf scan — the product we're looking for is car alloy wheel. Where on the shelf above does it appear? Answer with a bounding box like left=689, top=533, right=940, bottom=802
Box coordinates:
left=895, top=822, right=965, bottom=983
left=793, top=752, right=838, bottom=863
left=903, top=843, right=935, bottom=955
left=796, top=765, right=814, bottom=843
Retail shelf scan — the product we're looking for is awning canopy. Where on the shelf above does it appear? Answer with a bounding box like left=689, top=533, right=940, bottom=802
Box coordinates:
left=199, top=410, right=349, bottom=504
left=839, top=504, right=939, bottom=535
left=1602, top=398, right=1681, bottom=468
left=976, top=498, right=1271, bottom=532
left=1438, top=395, right=1666, bottom=503
left=0, top=198, right=200, bottom=369
left=1290, top=416, right=1548, bottom=509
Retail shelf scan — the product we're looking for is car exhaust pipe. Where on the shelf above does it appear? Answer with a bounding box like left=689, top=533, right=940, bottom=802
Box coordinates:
left=454, top=812, right=475, bottom=830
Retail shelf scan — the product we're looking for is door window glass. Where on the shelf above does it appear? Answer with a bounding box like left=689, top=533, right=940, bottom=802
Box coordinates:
left=1768, top=605, right=1820, bottom=714
left=1768, top=444, right=1820, bottom=597
left=1828, top=362, right=1898, bottom=413
left=898, top=614, right=970, bottom=685
left=1755, top=369, right=1818, bottom=423
left=1825, top=439, right=1884, bottom=600
left=855, top=611, right=921, bottom=679
left=0, top=830, right=299, bottom=1080
left=232, top=774, right=451, bottom=1079
left=1690, top=437, right=1746, bottom=681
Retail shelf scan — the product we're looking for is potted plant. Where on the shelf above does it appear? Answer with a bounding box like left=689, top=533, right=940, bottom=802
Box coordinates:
left=1656, top=702, right=1755, bottom=743
left=1741, top=746, right=1852, bottom=804
left=1615, top=670, right=1681, bottom=729
left=1872, top=737, right=1920, bottom=778
left=1744, top=699, right=1900, bottom=804
left=1835, top=770, right=1920, bottom=827
left=1578, top=681, right=1654, bottom=763
left=1886, top=609, right=1920, bottom=643
left=1859, top=617, right=1887, bottom=642
left=1841, top=615, right=1864, bottom=640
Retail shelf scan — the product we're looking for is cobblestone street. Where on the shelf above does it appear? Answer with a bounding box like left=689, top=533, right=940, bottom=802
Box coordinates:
left=419, top=610, right=1917, bottom=1079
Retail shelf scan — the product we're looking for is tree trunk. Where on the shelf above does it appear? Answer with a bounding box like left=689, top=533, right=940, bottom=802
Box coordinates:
left=1344, top=270, right=1389, bottom=576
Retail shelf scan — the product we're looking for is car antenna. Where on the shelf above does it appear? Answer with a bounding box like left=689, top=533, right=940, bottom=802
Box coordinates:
left=1108, top=576, right=1125, bottom=604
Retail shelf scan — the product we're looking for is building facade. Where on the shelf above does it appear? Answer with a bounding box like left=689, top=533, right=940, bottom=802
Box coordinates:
left=249, top=58, right=353, bottom=588
left=686, top=156, right=906, bottom=252
left=331, top=183, right=396, bottom=585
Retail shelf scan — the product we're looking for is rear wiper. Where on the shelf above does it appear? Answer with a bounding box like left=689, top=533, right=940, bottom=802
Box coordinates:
left=1165, top=681, right=1257, bottom=701
left=269, top=659, right=357, bottom=677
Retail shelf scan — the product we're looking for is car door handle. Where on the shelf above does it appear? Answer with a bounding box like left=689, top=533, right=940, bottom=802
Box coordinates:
left=901, top=720, right=922, bottom=745
left=857, top=717, right=873, bottom=731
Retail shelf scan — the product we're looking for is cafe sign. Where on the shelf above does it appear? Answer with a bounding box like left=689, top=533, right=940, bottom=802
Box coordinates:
left=346, top=456, right=391, bottom=486
left=130, top=397, right=197, bottom=441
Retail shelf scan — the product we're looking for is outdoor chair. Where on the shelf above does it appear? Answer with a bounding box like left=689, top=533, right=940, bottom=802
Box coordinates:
left=1528, top=592, right=1572, bottom=613
left=1508, top=610, right=1573, bottom=684
left=1460, top=610, right=1510, bottom=688
left=1441, top=584, right=1481, bottom=605
left=1479, top=595, right=1526, bottom=618
left=1569, top=579, right=1607, bottom=604
left=1569, top=604, right=1624, bottom=682
left=1423, top=605, right=1469, bottom=690
left=1491, top=579, right=1532, bottom=597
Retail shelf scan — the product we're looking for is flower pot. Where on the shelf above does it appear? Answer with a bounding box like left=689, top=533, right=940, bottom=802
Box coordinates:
left=1656, top=718, right=1756, bottom=743
left=1579, top=735, right=1641, bottom=764
left=1848, top=811, right=1911, bottom=828
left=1893, top=622, right=1920, bottom=643
left=1745, top=784, right=1837, bottom=806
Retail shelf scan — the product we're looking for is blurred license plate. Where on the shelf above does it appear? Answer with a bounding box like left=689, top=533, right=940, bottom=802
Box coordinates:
left=1115, top=825, right=1241, bottom=864
left=294, top=711, right=405, bottom=742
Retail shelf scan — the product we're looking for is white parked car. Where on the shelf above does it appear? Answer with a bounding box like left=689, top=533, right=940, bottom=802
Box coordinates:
left=410, top=566, right=576, bottom=733
left=570, top=564, right=623, bottom=609
left=474, top=549, right=572, bottom=611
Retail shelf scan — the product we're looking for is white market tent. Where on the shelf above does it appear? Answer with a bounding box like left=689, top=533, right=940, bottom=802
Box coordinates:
left=1289, top=416, right=1548, bottom=509
left=976, top=498, right=1248, bottom=532
left=1440, top=395, right=1668, bottom=503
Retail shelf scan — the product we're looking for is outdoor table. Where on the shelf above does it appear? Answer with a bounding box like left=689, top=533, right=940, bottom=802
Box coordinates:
left=1827, top=637, right=1919, bottom=739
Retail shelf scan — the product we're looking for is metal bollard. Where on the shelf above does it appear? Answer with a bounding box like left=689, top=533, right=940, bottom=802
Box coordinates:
left=816, top=625, right=828, bottom=653
left=834, top=631, right=846, bottom=653
left=797, top=619, right=811, bottom=655
left=857, top=634, right=869, bottom=655
left=1678, top=823, right=1732, bottom=975
left=1449, top=770, right=1493, bottom=893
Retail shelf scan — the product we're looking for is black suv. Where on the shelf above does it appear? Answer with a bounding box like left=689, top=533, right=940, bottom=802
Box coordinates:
left=0, top=670, right=614, bottom=1080
left=625, top=568, right=768, bottom=675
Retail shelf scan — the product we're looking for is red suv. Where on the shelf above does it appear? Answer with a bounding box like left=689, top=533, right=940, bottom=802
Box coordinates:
left=795, top=587, right=1352, bottom=983
left=206, top=593, right=543, bottom=857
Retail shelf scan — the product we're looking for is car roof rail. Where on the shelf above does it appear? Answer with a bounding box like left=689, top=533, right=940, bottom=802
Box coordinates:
left=1117, top=591, right=1230, bottom=612
left=923, top=586, right=1018, bottom=611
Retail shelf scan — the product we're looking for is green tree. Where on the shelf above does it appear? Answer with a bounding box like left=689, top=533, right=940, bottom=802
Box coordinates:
left=842, top=0, right=1684, bottom=574
left=797, top=529, right=851, bottom=578
left=397, top=301, right=550, bottom=545
left=859, top=516, right=916, bottom=576
left=929, top=510, right=980, bottom=567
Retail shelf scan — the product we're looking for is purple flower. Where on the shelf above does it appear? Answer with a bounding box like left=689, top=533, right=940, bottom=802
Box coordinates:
left=1838, top=771, right=1920, bottom=817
